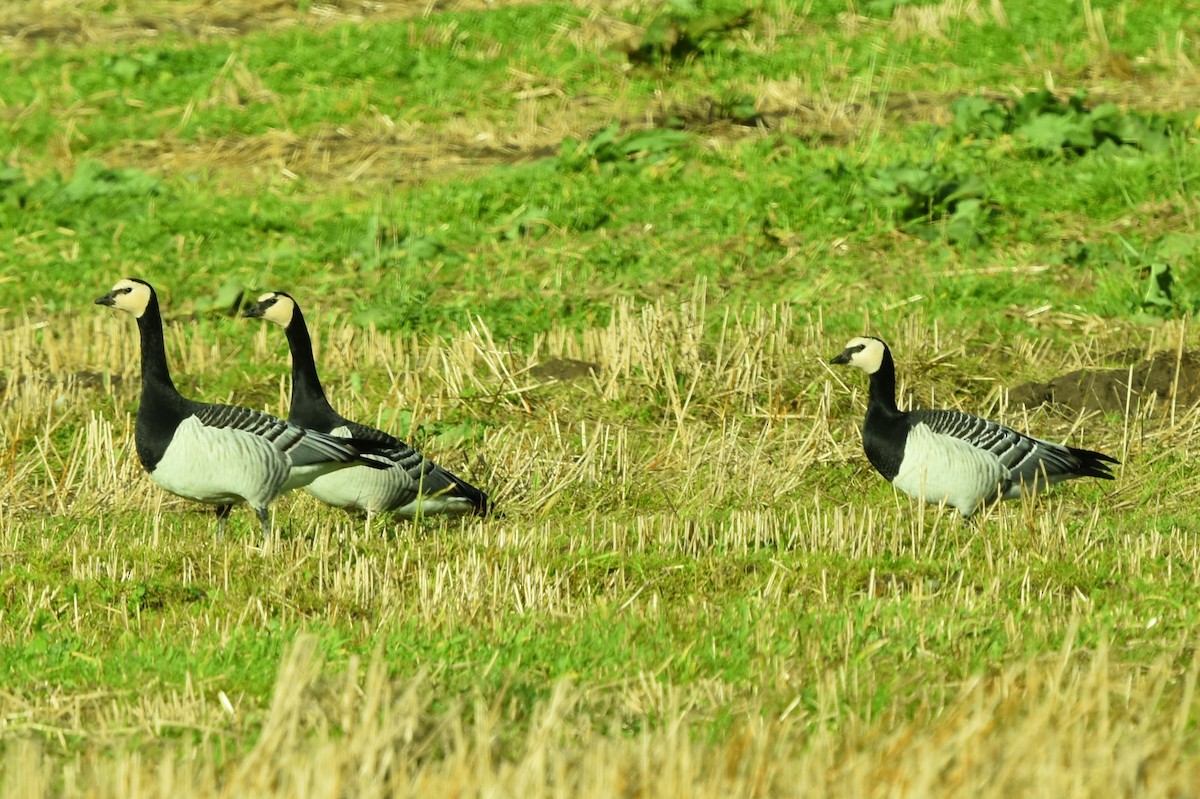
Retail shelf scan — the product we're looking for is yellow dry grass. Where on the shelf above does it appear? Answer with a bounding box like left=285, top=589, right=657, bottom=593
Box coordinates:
left=5, top=284, right=1195, bottom=523
left=3, top=630, right=1200, bottom=798
left=3, top=287, right=1200, bottom=795
left=3, top=0, right=1200, bottom=791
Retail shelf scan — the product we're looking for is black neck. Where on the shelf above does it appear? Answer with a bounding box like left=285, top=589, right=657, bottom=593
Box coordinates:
left=136, top=293, right=182, bottom=404
left=131, top=291, right=191, bottom=470
left=860, top=344, right=909, bottom=481
left=283, top=306, right=342, bottom=429
left=866, top=346, right=902, bottom=418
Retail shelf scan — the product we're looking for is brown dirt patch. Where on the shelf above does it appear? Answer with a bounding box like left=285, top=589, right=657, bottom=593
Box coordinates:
left=529, top=357, right=598, bottom=382
left=1010, top=349, right=1200, bottom=414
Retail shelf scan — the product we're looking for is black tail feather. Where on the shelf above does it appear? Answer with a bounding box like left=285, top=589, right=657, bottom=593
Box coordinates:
left=1069, top=446, right=1120, bottom=480
left=443, top=472, right=490, bottom=517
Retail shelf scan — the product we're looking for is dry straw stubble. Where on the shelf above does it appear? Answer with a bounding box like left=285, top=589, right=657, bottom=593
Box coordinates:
left=2, top=287, right=1194, bottom=798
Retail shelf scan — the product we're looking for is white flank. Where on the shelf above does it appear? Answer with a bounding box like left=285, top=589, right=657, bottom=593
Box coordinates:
left=149, top=417, right=290, bottom=508
left=301, top=425, right=474, bottom=516
left=892, top=423, right=1007, bottom=517
left=305, top=461, right=416, bottom=512
left=282, top=461, right=355, bottom=493
left=300, top=424, right=411, bottom=511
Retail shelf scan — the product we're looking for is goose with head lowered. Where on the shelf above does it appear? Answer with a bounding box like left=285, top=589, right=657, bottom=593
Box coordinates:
left=243, top=291, right=489, bottom=519
left=829, top=336, right=1118, bottom=518
left=96, top=278, right=393, bottom=536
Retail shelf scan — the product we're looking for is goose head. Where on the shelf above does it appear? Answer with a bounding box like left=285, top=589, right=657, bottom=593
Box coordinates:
left=95, top=278, right=154, bottom=318
left=830, top=336, right=888, bottom=375
left=243, top=291, right=297, bottom=328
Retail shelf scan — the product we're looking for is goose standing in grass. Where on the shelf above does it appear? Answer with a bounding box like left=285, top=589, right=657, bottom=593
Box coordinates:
left=96, top=278, right=392, bottom=536
left=243, top=291, right=489, bottom=519
left=829, top=336, right=1118, bottom=518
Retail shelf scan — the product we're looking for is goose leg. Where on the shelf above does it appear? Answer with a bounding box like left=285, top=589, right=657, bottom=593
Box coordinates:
left=216, top=504, right=233, bottom=536
left=255, top=506, right=271, bottom=541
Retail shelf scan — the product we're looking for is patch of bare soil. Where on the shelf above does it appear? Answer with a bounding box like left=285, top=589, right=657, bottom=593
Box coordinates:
left=1010, top=349, right=1200, bottom=414
left=529, top=357, right=598, bottom=382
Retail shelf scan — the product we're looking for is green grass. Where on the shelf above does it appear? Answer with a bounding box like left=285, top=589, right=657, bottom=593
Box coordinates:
left=3, top=0, right=1200, bottom=795
left=5, top=499, right=1195, bottom=709
left=6, top=124, right=1198, bottom=333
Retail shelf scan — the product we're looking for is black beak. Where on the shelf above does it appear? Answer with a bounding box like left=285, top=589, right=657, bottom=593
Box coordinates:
left=95, top=291, right=117, bottom=307
left=241, top=302, right=266, bottom=319
left=830, top=350, right=853, bottom=365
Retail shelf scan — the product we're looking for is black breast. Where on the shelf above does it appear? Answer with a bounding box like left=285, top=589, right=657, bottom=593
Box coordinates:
left=861, top=407, right=910, bottom=482
left=134, top=392, right=195, bottom=473
left=135, top=408, right=181, bottom=473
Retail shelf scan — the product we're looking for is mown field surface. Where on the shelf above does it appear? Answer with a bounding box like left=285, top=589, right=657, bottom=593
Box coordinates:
left=2, top=0, right=1200, bottom=795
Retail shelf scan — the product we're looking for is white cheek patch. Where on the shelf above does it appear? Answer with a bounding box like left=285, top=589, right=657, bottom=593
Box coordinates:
left=263, top=298, right=294, bottom=327
left=110, top=280, right=152, bottom=318
left=116, top=296, right=145, bottom=318
left=841, top=336, right=886, bottom=374
left=855, top=341, right=885, bottom=373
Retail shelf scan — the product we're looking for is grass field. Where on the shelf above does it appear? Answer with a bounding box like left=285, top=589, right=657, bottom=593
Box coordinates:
left=2, top=0, right=1200, bottom=795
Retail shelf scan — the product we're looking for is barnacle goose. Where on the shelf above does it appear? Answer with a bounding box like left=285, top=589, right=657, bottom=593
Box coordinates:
left=95, top=278, right=392, bottom=536
left=243, top=291, right=489, bottom=519
left=830, top=336, right=1118, bottom=518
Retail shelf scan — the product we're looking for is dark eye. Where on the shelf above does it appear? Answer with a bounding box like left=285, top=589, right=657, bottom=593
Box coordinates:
left=851, top=344, right=866, bottom=353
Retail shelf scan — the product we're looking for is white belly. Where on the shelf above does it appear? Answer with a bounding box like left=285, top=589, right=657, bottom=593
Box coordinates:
left=391, top=493, right=480, bottom=519
left=149, top=417, right=289, bottom=507
left=893, top=424, right=1006, bottom=516
left=303, top=426, right=477, bottom=517
left=282, top=461, right=352, bottom=493
left=304, top=460, right=415, bottom=512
